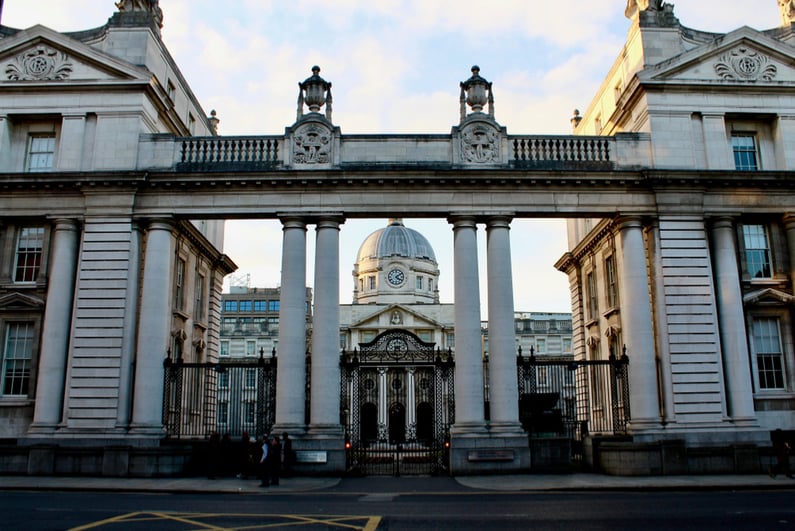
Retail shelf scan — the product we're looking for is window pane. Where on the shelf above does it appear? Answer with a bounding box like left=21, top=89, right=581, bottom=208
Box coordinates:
left=732, top=134, right=758, bottom=171
left=753, top=318, right=785, bottom=390
left=239, top=300, right=252, bottom=312
left=3, top=322, right=34, bottom=395
left=743, top=225, right=772, bottom=278
left=27, top=135, right=55, bottom=172
left=14, top=227, right=44, bottom=283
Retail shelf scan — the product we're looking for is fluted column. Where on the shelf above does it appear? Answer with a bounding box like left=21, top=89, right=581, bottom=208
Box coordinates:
left=130, top=219, right=174, bottom=434
left=29, top=219, right=80, bottom=432
left=449, top=216, right=486, bottom=433
left=784, top=215, right=795, bottom=290
left=309, top=217, right=344, bottom=435
left=486, top=216, right=522, bottom=432
left=710, top=217, right=756, bottom=423
left=274, top=217, right=308, bottom=432
left=616, top=217, right=660, bottom=429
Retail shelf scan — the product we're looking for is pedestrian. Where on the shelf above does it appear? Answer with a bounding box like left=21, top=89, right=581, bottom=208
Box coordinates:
left=207, top=431, right=221, bottom=479
left=236, top=431, right=252, bottom=479
left=220, top=432, right=233, bottom=476
left=769, top=429, right=793, bottom=479
left=282, top=432, right=294, bottom=477
left=258, top=435, right=271, bottom=487
left=270, top=435, right=282, bottom=485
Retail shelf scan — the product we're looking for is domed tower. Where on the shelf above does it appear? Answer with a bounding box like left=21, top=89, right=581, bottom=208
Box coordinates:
left=353, top=219, right=440, bottom=304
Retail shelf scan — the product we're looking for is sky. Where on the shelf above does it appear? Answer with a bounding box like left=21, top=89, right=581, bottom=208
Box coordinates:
left=1, top=1, right=783, bottom=315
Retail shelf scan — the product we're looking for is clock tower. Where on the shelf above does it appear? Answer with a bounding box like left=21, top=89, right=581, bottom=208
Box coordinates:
left=352, top=219, right=440, bottom=305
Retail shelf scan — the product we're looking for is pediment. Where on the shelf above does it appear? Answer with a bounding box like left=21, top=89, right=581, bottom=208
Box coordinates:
left=639, top=27, right=795, bottom=85
left=349, top=303, right=445, bottom=329
left=0, top=291, right=45, bottom=311
left=0, top=25, right=150, bottom=84
left=743, top=287, right=795, bottom=305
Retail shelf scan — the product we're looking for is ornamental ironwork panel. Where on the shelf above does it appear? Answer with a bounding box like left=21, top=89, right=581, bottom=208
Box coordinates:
left=340, top=329, right=454, bottom=476
left=163, top=355, right=276, bottom=440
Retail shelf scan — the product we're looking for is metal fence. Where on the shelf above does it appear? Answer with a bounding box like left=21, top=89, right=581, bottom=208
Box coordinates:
left=163, top=355, right=276, bottom=439
left=516, top=350, right=630, bottom=445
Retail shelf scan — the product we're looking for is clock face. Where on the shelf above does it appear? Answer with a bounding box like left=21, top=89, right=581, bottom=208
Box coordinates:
left=387, top=268, right=405, bottom=286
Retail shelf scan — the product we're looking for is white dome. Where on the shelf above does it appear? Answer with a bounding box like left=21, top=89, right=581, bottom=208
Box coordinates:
left=356, top=219, right=437, bottom=264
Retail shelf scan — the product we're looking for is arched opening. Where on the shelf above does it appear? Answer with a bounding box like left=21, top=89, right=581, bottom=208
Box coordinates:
left=360, top=402, right=378, bottom=444
left=389, top=402, right=406, bottom=444
left=416, top=401, right=433, bottom=443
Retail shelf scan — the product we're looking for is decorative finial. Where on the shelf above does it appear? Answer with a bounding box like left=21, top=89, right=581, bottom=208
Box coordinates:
left=570, top=109, right=582, bottom=130
left=780, top=0, right=795, bottom=26
left=459, top=65, right=494, bottom=123
left=115, top=0, right=164, bottom=29
left=208, top=110, right=220, bottom=134
left=624, top=0, right=662, bottom=20
left=297, top=66, right=333, bottom=122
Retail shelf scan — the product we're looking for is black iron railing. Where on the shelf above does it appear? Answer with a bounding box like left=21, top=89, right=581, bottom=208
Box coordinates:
left=163, top=354, right=276, bottom=439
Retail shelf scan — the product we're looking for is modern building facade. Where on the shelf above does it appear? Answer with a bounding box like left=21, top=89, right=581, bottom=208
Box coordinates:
left=0, top=1, right=794, bottom=476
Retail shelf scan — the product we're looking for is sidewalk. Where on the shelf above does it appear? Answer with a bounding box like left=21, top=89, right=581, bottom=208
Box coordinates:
left=0, top=472, right=792, bottom=494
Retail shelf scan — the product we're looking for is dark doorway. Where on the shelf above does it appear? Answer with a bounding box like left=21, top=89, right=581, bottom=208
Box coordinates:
left=389, top=402, right=406, bottom=444
left=361, top=402, right=378, bottom=443
left=416, top=401, right=433, bottom=443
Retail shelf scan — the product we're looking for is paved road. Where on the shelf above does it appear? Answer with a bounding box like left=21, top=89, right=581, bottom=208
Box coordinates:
left=3, top=479, right=794, bottom=530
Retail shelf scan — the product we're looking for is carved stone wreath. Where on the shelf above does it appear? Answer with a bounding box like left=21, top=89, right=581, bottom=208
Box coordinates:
left=714, top=47, right=777, bottom=82
left=460, top=122, right=499, bottom=163
left=5, top=45, right=73, bottom=81
left=292, top=123, right=332, bottom=164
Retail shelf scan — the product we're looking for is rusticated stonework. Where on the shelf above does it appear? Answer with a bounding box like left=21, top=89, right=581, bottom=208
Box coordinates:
left=5, top=45, right=73, bottom=81
left=714, top=47, right=777, bottom=82
left=460, top=122, right=499, bottom=163
left=293, top=122, right=332, bottom=164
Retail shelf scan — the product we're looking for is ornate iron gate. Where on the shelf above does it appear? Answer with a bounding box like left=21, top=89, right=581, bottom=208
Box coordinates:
left=517, top=348, right=630, bottom=465
left=340, top=330, right=454, bottom=476
left=163, top=353, right=277, bottom=439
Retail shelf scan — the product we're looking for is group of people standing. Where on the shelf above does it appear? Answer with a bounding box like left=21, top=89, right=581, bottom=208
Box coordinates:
left=207, top=431, right=294, bottom=485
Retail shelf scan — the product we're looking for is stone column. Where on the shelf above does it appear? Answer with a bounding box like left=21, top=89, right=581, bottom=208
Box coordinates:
left=449, top=216, right=486, bottom=433
left=0, top=115, right=11, bottom=170
left=273, top=217, right=308, bottom=433
left=116, top=222, right=142, bottom=429
left=710, top=217, right=756, bottom=423
left=616, top=217, right=660, bottom=429
left=784, top=215, right=795, bottom=291
left=485, top=216, right=522, bottom=433
left=309, top=217, right=344, bottom=436
left=130, top=219, right=174, bottom=434
left=29, top=219, right=80, bottom=433
left=379, top=368, right=388, bottom=437
left=407, top=368, right=416, bottom=438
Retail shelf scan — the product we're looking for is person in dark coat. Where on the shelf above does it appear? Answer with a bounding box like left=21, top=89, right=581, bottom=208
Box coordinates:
left=270, top=435, right=282, bottom=485
left=258, top=435, right=271, bottom=487
left=769, top=429, right=793, bottom=479
left=282, top=432, right=294, bottom=477
left=207, top=431, right=221, bottom=479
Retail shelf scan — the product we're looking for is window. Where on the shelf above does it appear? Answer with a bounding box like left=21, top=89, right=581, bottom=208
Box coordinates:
left=446, top=333, right=455, bottom=348
left=224, top=300, right=238, bottom=312
left=174, top=258, right=185, bottom=311
left=194, top=273, right=206, bottom=321
left=220, top=340, right=230, bottom=357
left=239, top=300, right=252, bottom=312
left=359, top=278, right=364, bottom=292
left=361, top=330, right=376, bottom=343
left=245, top=368, right=256, bottom=388
left=586, top=271, right=598, bottom=320
left=752, top=317, right=785, bottom=390
left=536, top=338, right=546, bottom=354
left=26, top=134, right=55, bottom=172
left=2, top=322, right=34, bottom=396
left=605, top=254, right=618, bottom=308
left=417, top=330, right=432, bottom=342
left=562, top=337, right=572, bottom=353
left=166, top=79, right=176, bottom=102
left=268, top=301, right=280, bottom=312
left=416, top=276, right=423, bottom=290
left=254, top=300, right=267, bottom=312
left=218, top=371, right=229, bottom=388
left=743, top=224, right=772, bottom=278
left=428, top=279, right=434, bottom=292
left=217, top=400, right=228, bottom=424
left=14, top=227, right=44, bottom=283
left=246, top=341, right=257, bottom=357
left=368, top=276, right=376, bottom=290
left=245, top=401, right=255, bottom=423
left=732, top=134, right=758, bottom=171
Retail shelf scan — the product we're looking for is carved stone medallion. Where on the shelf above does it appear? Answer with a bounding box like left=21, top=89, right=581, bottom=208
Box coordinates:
left=5, top=45, right=73, bottom=81
left=292, top=122, right=332, bottom=165
left=460, top=122, right=500, bottom=163
left=714, top=47, right=777, bottom=82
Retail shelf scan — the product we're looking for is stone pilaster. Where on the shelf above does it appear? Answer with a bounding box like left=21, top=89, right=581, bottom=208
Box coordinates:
left=130, top=219, right=174, bottom=435
left=29, top=219, right=80, bottom=433
left=710, top=217, right=756, bottom=424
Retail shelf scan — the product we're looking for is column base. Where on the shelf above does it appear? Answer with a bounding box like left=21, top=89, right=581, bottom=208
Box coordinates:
left=294, top=426, right=346, bottom=475
left=450, top=421, right=489, bottom=437
left=449, top=430, right=530, bottom=475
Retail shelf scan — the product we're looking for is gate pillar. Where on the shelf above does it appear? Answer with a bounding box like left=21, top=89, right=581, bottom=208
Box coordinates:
left=306, top=217, right=345, bottom=472
left=273, top=217, right=308, bottom=434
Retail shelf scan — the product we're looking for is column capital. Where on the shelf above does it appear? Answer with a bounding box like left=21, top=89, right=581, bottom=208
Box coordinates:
left=486, top=215, right=513, bottom=230
left=315, top=217, right=345, bottom=230
left=709, top=216, right=737, bottom=231
left=615, top=215, right=644, bottom=232
left=279, top=216, right=308, bottom=230
left=448, top=214, right=478, bottom=229
left=783, top=214, right=795, bottom=230
left=51, top=218, right=81, bottom=232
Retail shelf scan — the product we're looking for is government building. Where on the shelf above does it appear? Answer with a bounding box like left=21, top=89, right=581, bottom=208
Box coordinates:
left=0, top=0, right=793, bottom=476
